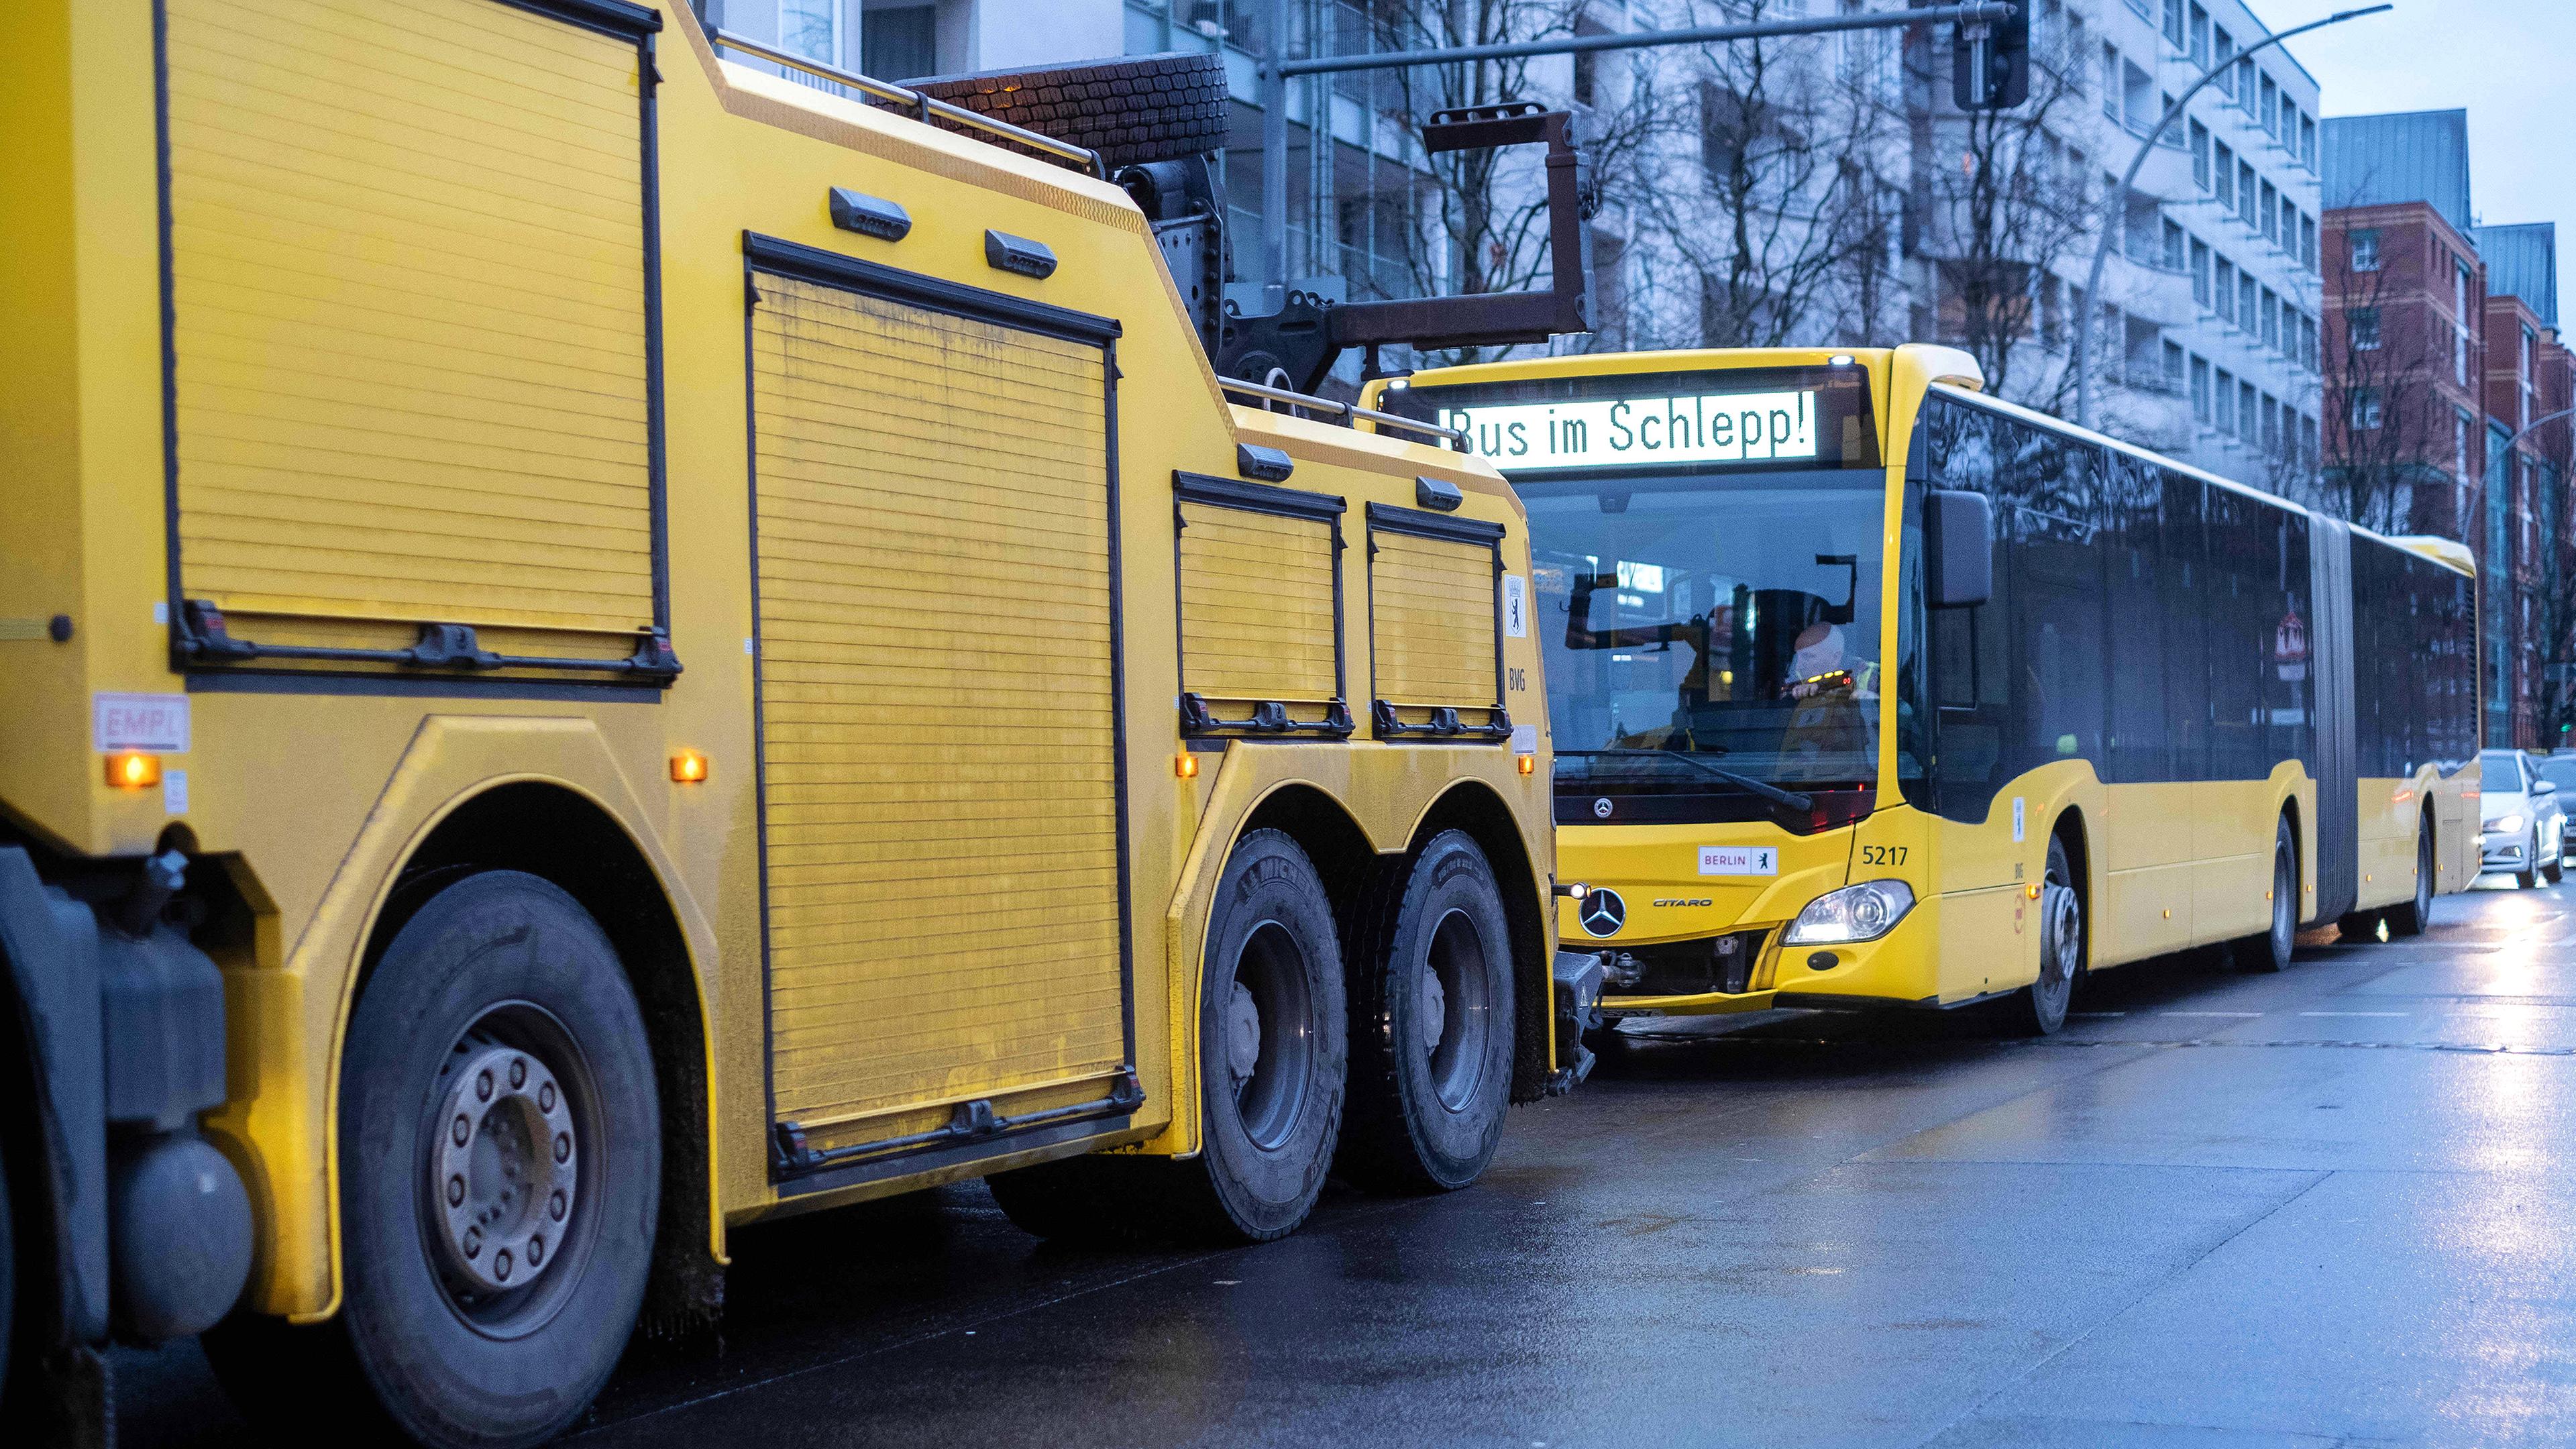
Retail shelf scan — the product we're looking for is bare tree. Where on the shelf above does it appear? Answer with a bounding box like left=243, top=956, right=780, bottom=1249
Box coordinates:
left=1338, top=0, right=1656, bottom=365
left=2320, top=233, right=2447, bottom=535
left=1902, top=9, right=2094, bottom=411
left=1602, top=0, right=1909, bottom=351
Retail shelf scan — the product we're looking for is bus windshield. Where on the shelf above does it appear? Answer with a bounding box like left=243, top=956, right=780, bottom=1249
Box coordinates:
left=1524, top=467, right=1886, bottom=818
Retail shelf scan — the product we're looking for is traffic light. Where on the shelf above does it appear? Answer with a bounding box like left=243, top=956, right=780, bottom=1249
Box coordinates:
left=1953, top=2, right=2031, bottom=111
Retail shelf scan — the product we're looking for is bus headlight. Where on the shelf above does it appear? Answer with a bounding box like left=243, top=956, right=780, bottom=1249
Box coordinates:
left=1783, top=880, right=1916, bottom=945
left=2491, top=813, right=2526, bottom=836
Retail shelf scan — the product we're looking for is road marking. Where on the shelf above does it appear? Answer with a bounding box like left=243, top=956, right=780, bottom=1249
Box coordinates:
left=2300, top=1010, right=2408, bottom=1017
left=2071, top=1011, right=2129, bottom=1018
left=2161, top=1010, right=2262, bottom=1017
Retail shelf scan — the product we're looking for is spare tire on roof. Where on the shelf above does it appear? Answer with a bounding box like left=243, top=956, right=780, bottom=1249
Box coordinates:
left=901, top=51, right=1230, bottom=171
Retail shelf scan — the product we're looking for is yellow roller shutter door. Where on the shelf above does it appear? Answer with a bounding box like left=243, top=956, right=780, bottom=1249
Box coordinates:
left=1370, top=505, right=1504, bottom=717
left=749, top=268, right=1130, bottom=1157
left=162, top=0, right=657, bottom=641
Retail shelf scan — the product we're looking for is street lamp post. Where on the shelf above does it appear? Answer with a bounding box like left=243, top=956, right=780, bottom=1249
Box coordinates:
left=2072, top=5, right=2391, bottom=433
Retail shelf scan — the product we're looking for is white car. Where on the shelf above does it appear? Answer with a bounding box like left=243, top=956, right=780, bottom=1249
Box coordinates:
left=2534, top=753, right=2576, bottom=869
left=2479, top=749, right=2565, bottom=888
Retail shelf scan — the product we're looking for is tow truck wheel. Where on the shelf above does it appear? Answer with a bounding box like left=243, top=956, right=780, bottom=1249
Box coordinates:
left=213, top=873, right=660, bottom=1449
left=1166, top=830, right=1346, bottom=1242
left=2008, top=837, right=2082, bottom=1036
left=1338, top=831, right=1516, bottom=1193
left=907, top=51, right=1229, bottom=169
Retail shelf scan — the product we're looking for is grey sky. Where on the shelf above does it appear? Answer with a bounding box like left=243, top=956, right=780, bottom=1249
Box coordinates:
left=2252, top=0, right=2576, bottom=311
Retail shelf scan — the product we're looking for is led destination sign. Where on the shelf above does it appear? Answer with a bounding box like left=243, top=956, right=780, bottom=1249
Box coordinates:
left=1439, top=389, right=1819, bottom=470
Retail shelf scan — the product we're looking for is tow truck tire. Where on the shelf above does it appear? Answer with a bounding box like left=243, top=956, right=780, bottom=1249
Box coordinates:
left=906, top=52, right=1229, bottom=170
left=1, top=1139, right=13, bottom=1408
left=1165, top=830, right=1347, bottom=1243
left=1338, top=831, right=1516, bottom=1193
left=214, top=873, right=659, bottom=1449
left=2387, top=816, right=2435, bottom=937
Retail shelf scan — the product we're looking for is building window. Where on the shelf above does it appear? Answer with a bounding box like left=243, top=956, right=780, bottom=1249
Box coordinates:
left=2350, top=228, right=2380, bottom=272
left=2238, top=162, right=2258, bottom=227
left=2191, top=120, right=2211, bottom=189
left=2217, top=368, right=2238, bottom=433
left=2102, top=44, right=2121, bottom=118
left=2215, top=256, right=2237, bottom=323
left=2351, top=388, right=2381, bottom=431
left=862, top=4, right=938, bottom=80
left=2259, top=74, right=2279, bottom=136
left=2163, top=0, right=2186, bottom=47
left=2259, top=180, right=2279, bottom=242
left=2300, top=114, right=2317, bottom=168
left=2351, top=307, right=2381, bottom=351
left=2192, top=356, right=2212, bottom=422
left=2163, top=219, right=2186, bottom=270
left=779, top=0, right=841, bottom=65
left=2300, top=213, right=2317, bottom=269
left=2302, top=313, right=2320, bottom=369
left=2457, top=409, right=2471, bottom=482
left=2190, top=4, right=2211, bottom=64
left=2261, top=287, right=2281, bottom=350
left=2455, top=258, right=2475, bottom=386
left=2241, top=272, right=2259, bottom=333
left=2214, top=141, right=2236, bottom=209
left=2214, top=25, right=2237, bottom=93
left=2164, top=339, right=2186, bottom=393
left=2191, top=239, right=2212, bottom=305
left=2240, top=381, right=2259, bottom=441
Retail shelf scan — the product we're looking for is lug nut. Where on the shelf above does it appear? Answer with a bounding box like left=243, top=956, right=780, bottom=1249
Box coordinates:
left=555, top=1133, right=572, bottom=1164
left=539, top=1082, right=556, bottom=1114
left=550, top=1190, right=568, bottom=1222
left=494, top=1249, right=512, bottom=1282
left=464, top=1227, right=482, bottom=1258
left=476, top=1069, right=492, bottom=1102
left=453, top=1114, right=471, bottom=1146
left=447, top=1175, right=465, bottom=1208
left=510, top=1058, right=527, bottom=1089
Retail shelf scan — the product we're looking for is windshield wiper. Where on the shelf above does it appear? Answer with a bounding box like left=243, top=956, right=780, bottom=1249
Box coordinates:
left=1560, top=750, right=1813, bottom=812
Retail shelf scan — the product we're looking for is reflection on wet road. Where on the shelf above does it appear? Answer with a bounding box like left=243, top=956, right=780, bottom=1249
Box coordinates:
left=117, top=878, right=2576, bottom=1446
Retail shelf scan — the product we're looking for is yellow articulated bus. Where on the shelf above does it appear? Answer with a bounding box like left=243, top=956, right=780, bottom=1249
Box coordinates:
left=0, top=3, right=1587, bottom=1443
left=1373, top=344, right=2479, bottom=1036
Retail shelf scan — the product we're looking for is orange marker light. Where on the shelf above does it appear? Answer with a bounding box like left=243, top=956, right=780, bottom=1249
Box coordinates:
left=1517, top=753, right=1536, bottom=776
left=670, top=749, right=709, bottom=784
left=1176, top=753, right=1199, bottom=779
left=106, top=752, right=161, bottom=788
left=2025, top=882, right=2041, bottom=900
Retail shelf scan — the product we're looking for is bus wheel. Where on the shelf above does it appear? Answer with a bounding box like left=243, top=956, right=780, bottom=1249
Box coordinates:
left=1339, top=831, right=1516, bottom=1193
left=1168, top=830, right=1346, bottom=1242
left=2009, top=837, right=2082, bottom=1036
left=333, top=872, right=657, bottom=1448
left=2387, top=817, right=2436, bottom=937
left=2233, top=818, right=2297, bottom=973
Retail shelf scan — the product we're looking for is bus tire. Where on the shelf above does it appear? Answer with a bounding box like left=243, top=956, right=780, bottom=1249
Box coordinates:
left=1338, top=831, right=1516, bottom=1194
left=2232, top=817, right=2297, bottom=973
left=2008, top=836, right=2081, bottom=1036
left=2387, top=815, right=2435, bottom=936
left=268, top=872, right=657, bottom=1449
left=1165, top=830, right=1346, bottom=1242
left=906, top=52, right=1229, bottom=170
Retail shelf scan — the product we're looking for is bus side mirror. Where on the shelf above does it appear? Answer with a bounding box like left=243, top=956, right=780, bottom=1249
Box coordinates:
left=1924, top=489, right=1992, bottom=609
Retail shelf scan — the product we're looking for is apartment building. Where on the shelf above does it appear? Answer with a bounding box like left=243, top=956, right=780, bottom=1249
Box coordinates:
left=2070, top=0, right=2323, bottom=488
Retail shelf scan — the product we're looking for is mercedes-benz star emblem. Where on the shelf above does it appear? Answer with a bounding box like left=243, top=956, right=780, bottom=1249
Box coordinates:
left=1579, top=888, right=1625, bottom=938
left=1593, top=797, right=1613, bottom=819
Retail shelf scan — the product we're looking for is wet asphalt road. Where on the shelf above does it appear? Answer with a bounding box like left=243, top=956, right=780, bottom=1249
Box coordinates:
left=115, top=877, right=2576, bottom=1448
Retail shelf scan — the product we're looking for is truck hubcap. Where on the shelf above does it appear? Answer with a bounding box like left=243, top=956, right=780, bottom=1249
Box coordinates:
left=1224, top=922, right=1313, bottom=1150
left=430, top=1027, right=579, bottom=1298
